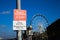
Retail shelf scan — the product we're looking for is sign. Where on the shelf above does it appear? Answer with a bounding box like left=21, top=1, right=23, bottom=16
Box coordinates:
left=13, top=9, right=26, bottom=30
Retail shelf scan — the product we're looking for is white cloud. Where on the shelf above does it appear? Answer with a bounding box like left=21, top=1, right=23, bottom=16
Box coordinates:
left=0, top=10, right=10, bottom=14
left=2, top=11, right=10, bottom=14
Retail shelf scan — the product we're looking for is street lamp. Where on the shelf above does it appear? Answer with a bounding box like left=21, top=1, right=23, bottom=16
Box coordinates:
left=27, top=25, right=33, bottom=40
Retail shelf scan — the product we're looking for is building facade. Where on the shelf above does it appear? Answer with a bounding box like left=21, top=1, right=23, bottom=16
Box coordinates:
left=47, top=19, right=60, bottom=40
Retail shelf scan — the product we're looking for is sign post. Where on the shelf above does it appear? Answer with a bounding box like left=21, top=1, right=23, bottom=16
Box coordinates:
left=13, top=9, right=26, bottom=40
left=13, top=0, right=26, bottom=40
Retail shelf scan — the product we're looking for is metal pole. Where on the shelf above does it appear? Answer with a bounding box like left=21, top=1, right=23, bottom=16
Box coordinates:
left=16, top=0, right=22, bottom=40
left=17, top=0, right=21, bottom=9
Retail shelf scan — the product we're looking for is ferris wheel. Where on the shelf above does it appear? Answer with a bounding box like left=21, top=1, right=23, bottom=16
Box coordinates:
left=30, top=14, right=49, bottom=33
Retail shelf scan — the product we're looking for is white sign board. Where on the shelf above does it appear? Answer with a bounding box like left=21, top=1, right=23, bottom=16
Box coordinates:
left=13, top=9, right=26, bottom=30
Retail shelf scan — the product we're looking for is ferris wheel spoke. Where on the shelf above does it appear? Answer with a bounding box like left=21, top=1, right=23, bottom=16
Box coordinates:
left=30, top=14, right=49, bottom=33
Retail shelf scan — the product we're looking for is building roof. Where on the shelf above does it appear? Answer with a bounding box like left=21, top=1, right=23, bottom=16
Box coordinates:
left=47, top=18, right=60, bottom=29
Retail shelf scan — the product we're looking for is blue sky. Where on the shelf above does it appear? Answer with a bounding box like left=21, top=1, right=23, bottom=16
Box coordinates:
left=0, top=0, right=60, bottom=39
